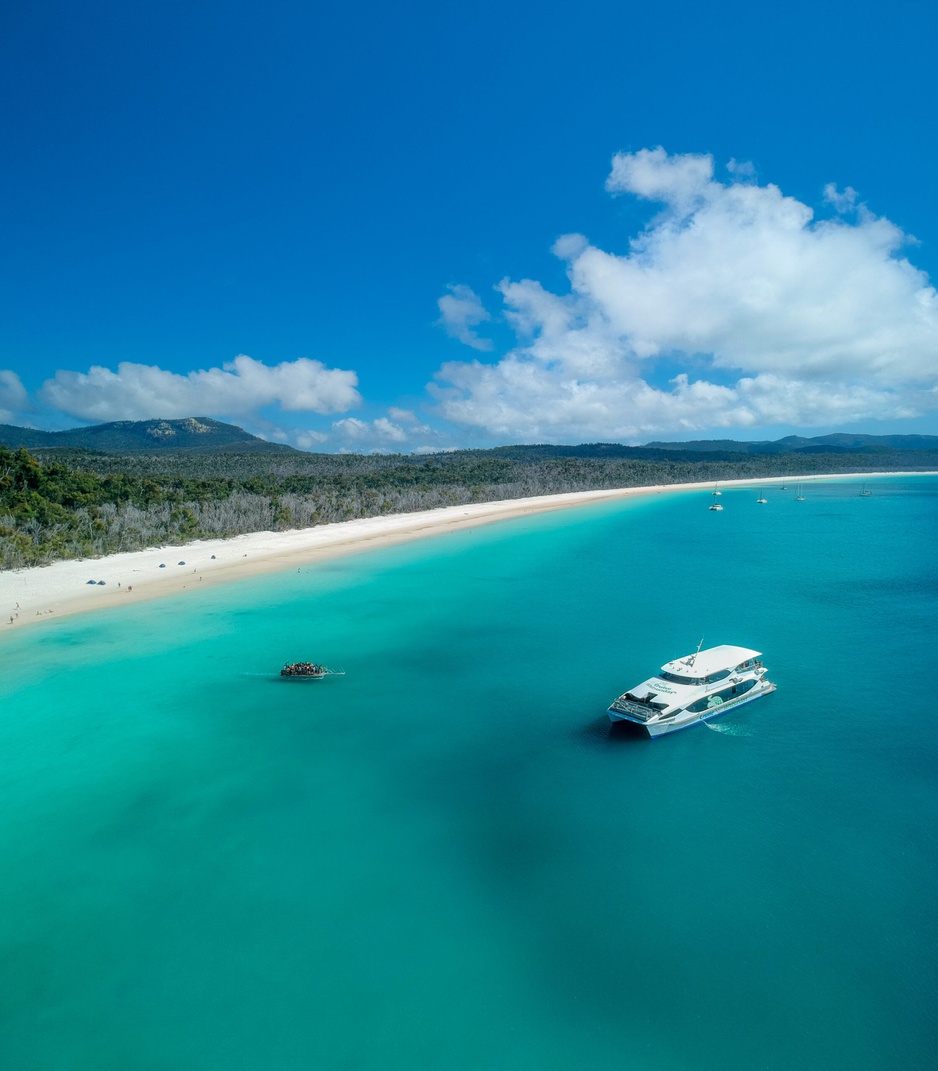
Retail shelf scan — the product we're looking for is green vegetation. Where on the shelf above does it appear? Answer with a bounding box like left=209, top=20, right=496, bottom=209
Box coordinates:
left=2, top=441, right=936, bottom=569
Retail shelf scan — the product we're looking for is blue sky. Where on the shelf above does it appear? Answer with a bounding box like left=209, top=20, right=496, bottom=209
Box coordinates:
left=2, top=0, right=936, bottom=452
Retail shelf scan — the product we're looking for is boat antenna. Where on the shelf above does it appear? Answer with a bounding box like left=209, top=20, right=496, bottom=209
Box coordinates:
left=689, top=638, right=704, bottom=665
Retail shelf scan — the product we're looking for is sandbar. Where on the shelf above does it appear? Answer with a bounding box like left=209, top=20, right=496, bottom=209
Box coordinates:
left=0, top=472, right=927, bottom=631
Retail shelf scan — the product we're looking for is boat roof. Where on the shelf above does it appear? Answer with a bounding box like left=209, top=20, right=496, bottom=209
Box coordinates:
left=661, top=645, right=761, bottom=676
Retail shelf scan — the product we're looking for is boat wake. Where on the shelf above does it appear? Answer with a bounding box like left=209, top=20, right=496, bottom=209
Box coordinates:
left=703, top=720, right=755, bottom=736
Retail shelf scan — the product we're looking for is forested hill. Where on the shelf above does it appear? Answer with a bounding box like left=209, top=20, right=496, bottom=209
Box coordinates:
left=642, top=433, right=938, bottom=453
left=0, top=417, right=298, bottom=453
left=2, top=438, right=937, bottom=570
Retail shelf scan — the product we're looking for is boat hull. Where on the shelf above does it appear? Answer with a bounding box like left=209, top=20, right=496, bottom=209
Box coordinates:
left=608, top=679, right=776, bottom=737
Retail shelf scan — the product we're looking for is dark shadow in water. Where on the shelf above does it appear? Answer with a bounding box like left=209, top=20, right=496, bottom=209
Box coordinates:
left=391, top=721, right=723, bottom=1063
left=572, top=716, right=650, bottom=748
left=604, top=719, right=653, bottom=745
left=399, top=749, right=671, bottom=1047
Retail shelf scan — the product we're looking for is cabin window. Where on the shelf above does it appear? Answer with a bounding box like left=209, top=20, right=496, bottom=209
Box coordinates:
left=659, top=671, right=702, bottom=685
left=685, top=678, right=757, bottom=713
left=705, top=669, right=731, bottom=683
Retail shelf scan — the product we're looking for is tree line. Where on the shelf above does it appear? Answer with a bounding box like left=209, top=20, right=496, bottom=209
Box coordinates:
left=2, top=442, right=935, bottom=569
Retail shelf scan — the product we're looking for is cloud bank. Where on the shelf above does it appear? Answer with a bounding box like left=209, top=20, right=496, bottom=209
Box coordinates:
left=39, top=354, right=361, bottom=423
left=433, top=147, right=938, bottom=441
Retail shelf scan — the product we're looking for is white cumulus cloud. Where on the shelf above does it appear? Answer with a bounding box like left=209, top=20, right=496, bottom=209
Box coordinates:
left=387, top=407, right=421, bottom=423
left=436, top=284, right=493, bottom=351
left=328, top=413, right=436, bottom=453
left=39, top=354, right=362, bottom=423
left=0, top=370, right=30, bottom=424
left=331, top=416, right=409, bottom=447
left=431, top=148, right=938, bottom=442
left=295, top=429, right=329, bottom=450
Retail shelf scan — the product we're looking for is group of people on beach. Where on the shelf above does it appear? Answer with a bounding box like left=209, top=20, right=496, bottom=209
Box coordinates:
left=280, top=661, right=325, bottom=677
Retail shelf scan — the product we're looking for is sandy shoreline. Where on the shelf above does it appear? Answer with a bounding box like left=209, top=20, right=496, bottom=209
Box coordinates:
left=1, top=472, right=928, bottom=632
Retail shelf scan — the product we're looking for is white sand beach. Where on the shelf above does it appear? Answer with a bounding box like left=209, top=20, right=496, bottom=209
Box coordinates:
left=0, top=473, right=925, bottom=630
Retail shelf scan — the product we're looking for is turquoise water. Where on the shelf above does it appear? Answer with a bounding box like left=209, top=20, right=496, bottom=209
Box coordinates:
left=1, top=475, right=937, bottom=1070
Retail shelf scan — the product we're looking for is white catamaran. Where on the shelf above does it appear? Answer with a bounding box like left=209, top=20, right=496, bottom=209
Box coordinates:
left=607, top=644, right=776, bottom=737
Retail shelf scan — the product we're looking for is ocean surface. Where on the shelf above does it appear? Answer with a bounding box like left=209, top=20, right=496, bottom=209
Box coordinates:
left=1, top=474, right=937, bottom=1070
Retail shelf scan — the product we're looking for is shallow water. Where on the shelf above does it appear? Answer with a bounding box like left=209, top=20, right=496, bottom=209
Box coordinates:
left=2, top=475, right=937, bottom=1070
